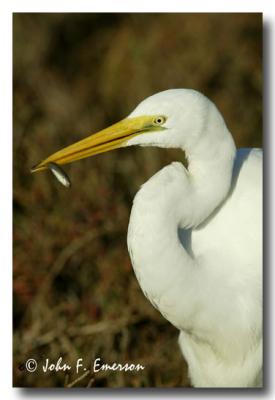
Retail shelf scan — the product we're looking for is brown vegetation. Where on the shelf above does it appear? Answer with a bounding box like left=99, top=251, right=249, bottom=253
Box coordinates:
left=13, top=13, right=262, bottom=387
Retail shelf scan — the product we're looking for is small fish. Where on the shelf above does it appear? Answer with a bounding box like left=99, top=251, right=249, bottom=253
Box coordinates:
left=48, top=162, right=71, bottom=188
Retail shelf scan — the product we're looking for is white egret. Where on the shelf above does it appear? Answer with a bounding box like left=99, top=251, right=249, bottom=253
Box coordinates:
left=32, top=89, right=262, bottom=388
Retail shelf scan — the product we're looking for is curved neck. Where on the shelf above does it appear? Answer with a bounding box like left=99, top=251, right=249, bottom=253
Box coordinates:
left=128, top=186, right=196, bottom=330
left=127, top=125, right=236, bottom=331
left=183, top=118, right=236, bottom=227
left=184, top=150, right=236, bottom=228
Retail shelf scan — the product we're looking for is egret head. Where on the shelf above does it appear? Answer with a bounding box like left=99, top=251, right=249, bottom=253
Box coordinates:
left=31, top=89, right=228, bottom=173
left=126, top=89, right=212, bottom=151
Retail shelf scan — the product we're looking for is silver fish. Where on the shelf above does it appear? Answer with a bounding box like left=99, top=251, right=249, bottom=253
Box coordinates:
left=48, top=162, right=71, bottom=188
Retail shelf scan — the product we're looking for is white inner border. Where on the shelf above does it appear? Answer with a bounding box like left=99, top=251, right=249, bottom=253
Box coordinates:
left=2, top=1, right=274, bottom=399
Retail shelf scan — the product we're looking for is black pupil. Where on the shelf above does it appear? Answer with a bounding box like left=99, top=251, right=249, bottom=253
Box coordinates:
left=157, top=118, right=162, bottom=123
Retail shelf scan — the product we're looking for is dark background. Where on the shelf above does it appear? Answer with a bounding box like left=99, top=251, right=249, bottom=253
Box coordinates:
left=13, top=13, right=262, bottom=388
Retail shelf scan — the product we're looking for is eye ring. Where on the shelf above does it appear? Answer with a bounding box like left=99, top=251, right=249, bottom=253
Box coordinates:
left=153, top=116, right=166, bottom=126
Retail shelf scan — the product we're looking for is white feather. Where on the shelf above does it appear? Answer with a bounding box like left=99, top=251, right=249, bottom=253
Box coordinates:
left=125, top=89, right=262, bottom=387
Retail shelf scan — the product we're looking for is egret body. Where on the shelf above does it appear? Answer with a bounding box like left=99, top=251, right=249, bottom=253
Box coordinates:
left=32, top=89, right=262, bottom=387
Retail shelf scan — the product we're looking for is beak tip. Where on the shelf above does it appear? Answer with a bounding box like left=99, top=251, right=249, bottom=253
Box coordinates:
left=30, top=164, right=39, bottom=173
left=30, top=163, right=45, bottom=173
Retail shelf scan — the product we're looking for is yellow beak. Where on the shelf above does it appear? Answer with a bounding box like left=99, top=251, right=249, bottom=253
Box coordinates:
left=31, top=115, right=165, bottom=173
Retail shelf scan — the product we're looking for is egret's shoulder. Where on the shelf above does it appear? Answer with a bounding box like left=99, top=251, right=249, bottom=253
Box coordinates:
left=233, top=148, right=262, bottom=187
left=235, top=148, right=262, bottom=168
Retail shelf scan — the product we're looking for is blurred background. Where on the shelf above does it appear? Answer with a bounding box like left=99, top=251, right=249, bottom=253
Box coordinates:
left=13, top=13, right=262, bottom=388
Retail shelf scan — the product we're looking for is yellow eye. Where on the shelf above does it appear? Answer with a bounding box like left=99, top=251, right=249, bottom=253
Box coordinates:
left=153, top=116, right=166, bottom=126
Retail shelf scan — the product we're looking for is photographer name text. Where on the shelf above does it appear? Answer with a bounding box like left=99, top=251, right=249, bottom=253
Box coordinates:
left=24, top=357, right=145, bottom=374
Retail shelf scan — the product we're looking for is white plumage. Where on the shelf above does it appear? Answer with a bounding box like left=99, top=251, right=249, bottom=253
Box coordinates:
left=33, top=89, right=262, bottom=387
left=126, top=90, right=262, bottom=387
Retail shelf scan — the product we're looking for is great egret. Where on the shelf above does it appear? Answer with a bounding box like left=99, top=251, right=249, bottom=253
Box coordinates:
left=32, top=89, right=262, bottom=388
